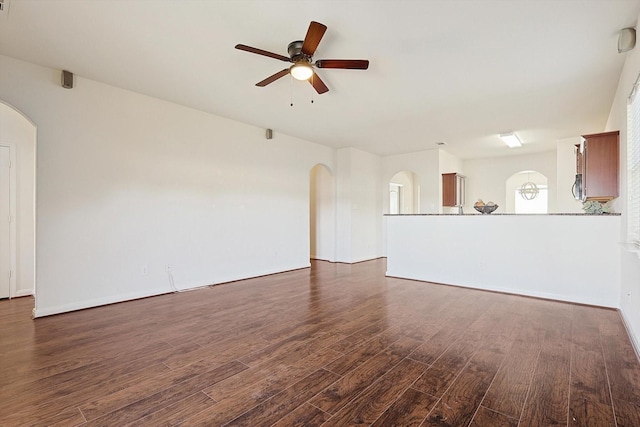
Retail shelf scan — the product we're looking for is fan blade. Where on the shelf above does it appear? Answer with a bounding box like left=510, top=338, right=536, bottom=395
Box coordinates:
left=315, top=59, right=369, bottom=69
left=309, top=71, right=329, bottom=94
left=301, top=21, right=327, bottom=56
left=235, top=44, right=291, bottom=62
left=256, top=69, right=290, bottom=87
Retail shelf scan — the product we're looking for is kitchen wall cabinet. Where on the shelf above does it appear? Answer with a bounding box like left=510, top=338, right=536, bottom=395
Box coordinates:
left=442, top=172, right=465, bottom=207
left=580, top=131, right=619, bottom=202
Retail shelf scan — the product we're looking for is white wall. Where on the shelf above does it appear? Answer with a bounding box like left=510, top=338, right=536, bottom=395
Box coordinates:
left=0, top=55, right=336, bottom=316
left=310, top=164, right=336, bottom=261
left=0, top=102, right=35, bottom=297
left=336, top=147, right=383, bottom=263
left=351, top=149, right=383, bottom=262
left=606, top=14, right=640, bottom=354
left=336, top=148, right=353, bottom=262
left=463, top=151, right=558, bottom=214
left=387, top=215, right=621, bottom=308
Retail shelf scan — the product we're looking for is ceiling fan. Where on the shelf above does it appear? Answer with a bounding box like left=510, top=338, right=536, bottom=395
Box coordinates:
left=235, top=21, right=369, bottom=94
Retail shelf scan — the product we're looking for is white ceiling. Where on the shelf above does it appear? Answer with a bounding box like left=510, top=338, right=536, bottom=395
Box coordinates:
left=0, top=0, right=638, bottom=159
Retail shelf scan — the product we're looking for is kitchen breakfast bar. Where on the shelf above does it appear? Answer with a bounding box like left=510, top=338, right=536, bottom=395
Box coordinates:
left=385, top=213, right=621, bottom=308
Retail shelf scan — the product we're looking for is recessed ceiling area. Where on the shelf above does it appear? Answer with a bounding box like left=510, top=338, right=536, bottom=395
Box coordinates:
left=0, top=0, right=638, bottom=159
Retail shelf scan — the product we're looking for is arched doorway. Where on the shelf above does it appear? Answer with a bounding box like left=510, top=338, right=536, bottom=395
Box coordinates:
left=0, top=101, right=37, bottom=301
left=310, top=164, right=335, bottom=261
left=389, top=170, right=420, bottom=214
left=506, top=170, right=548, bottom=213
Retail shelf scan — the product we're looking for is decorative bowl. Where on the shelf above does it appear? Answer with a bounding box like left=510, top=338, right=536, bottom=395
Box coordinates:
left=474, top=204, right=498, bottom=214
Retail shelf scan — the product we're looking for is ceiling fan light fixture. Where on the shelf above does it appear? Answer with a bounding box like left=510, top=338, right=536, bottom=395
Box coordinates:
left=499, top=132, right=522, bottom=148
left=290, top=62, right=313, bottom=81
left=235, top=21, right=368, bottom=94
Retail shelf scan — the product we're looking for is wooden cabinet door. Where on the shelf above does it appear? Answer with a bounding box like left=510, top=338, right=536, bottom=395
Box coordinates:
left=442, top=173, right=465, bottom=207
left=582, top=131, right=619, bottom=201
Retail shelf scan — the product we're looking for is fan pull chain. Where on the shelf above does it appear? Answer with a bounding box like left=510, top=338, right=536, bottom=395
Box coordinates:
left=288, top=74, right=317, bottom=106
left=311, top=73, right=314, bottom=104
left=290, top=74, right=294, bottom=107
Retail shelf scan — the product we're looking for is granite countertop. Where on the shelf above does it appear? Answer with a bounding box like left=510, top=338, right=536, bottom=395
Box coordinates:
left=384, top=213, right=621, bottom=216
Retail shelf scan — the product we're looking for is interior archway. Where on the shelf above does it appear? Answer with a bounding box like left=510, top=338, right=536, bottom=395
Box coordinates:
left=0, top=101, right=37, bottom=303
left=310, top=164, right=335, bottom=261
left=506, top=170, right=548, bottom=213
left=389, top=170, right=420, bottom=214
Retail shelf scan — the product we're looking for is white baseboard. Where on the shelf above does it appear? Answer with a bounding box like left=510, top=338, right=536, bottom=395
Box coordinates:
left=619, top=308, right=640, bottom=362
left=33, top=263, right=313, bottom=318
left=14, top=289, right=34, bottom=298
left=385, top=271, right=619, bottom=309
left=33, top=287, right=171, bottom=318
left=208, top=263, right=311, bottom=286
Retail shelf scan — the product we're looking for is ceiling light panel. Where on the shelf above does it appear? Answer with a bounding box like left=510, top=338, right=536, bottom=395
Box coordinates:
left=500, top=132, right=522, bottom=148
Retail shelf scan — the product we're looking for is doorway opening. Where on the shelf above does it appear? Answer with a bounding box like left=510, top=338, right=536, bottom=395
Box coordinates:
left=0, top=101, right=37, bottom=301
left=389, top=170, right=420, bottom=214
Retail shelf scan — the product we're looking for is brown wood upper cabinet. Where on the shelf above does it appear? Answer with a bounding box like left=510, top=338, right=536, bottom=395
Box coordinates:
left=580, top=130, right=619, bottom=202
left=442, top=172, right=465, bottom=207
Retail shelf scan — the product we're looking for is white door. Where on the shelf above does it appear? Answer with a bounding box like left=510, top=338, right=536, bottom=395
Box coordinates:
left=0, top=146, right=10, bottom=299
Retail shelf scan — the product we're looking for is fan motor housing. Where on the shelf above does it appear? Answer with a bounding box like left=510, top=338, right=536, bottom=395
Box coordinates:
left=287, top=40, right=311, bottom=63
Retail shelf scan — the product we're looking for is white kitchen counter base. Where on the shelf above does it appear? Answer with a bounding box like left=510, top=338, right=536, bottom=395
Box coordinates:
left=385, top=214, right=621, bottom=308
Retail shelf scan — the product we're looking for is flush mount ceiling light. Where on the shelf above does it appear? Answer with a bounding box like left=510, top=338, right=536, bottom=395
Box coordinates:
left=499, top=132, right=522, bottom=148
left=290, top=62, right=313, bottom=81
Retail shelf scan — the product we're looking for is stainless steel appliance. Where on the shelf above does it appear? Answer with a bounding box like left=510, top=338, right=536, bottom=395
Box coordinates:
left=572, top=173, right=583, bottom=200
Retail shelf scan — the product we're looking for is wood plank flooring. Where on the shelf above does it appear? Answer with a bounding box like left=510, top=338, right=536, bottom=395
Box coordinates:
left=1, top=259, right=639, bottom=426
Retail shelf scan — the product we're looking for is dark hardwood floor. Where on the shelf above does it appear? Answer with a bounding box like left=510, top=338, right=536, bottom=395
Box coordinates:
left=1, top=259, right=639, bottom=426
